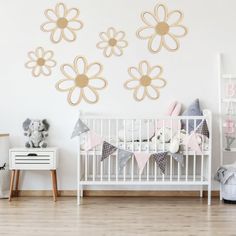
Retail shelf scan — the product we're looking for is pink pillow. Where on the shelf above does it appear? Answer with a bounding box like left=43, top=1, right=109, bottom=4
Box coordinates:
left=157, top=101, right=182, bottom=131
left=165, top=101, right=181, bottom=116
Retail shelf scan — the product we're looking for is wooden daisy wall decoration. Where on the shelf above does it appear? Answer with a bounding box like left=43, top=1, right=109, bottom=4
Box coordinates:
left=124, top=61, right=166, bottom=101
left=96, top=27, right=128, bottom=57
left=136, top=3, right=187, bottom=53
left=41, top=2, right=83, bottom=43
left=25, top=47, right=56, bottom=77
left=55, top=56, right=107, bottom=106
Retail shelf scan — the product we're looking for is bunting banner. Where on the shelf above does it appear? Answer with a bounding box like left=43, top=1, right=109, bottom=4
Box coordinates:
left=118, top=149, right=133, bottom=171
left=183, top=133, right=203, bottom=155
left=134, top=152, right=151, bottom=174
left=71, top=118, right=89, bottom=138
left=101, top=141, right=118, bottom=161
left=196, top=120, right=209, bottom=138
left=170, top=152, right=184, bottom=167
left=70, top=118, right=205, bottom=173
left=84, top=130, right=103, bottom=151
left=225, top=136, right=236, bottom=151
left=151, top=152, right=168, bottom=175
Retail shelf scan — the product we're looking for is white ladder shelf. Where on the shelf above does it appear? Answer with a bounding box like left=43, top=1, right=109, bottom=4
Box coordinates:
left=218, top=53, right=236, bottom=200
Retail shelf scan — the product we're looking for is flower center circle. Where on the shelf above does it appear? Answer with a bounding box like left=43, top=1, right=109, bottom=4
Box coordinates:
left=37, top=58, right=45, bottom=66
left=108, top=38, right=117, bottom=47
left=75, top=74, right=89, bottom=88
left=57, top=17, right=68, bottom=28
left=155, top=22, right=169, bottom=35
left=140, top=75, right=151, bottom=86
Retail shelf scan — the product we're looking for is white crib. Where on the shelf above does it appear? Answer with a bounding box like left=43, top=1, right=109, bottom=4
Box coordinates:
left=77, top=110, right=212, bottom=205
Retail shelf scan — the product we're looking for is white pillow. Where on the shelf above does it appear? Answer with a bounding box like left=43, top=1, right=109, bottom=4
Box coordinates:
left=118, top=120, right=155, bottom=141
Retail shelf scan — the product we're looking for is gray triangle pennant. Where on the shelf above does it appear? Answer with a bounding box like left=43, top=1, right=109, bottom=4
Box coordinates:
left=71, top=119, right=90, bottom=138
left=196, top=120, right=209, bottom=138
left=118, top=149, right=133, bottom=172
left=171, top=152, right=184, bottom=167
left=101, top=141, right=118, bottom=161
left=151, top=152, right=168, bottom=175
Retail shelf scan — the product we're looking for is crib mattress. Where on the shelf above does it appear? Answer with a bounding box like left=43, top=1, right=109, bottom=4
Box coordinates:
left=81, top=141, right=209, bottom=153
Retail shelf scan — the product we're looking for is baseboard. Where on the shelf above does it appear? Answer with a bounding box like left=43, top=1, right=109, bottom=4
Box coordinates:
left=15, top=190, right=219, bottom=197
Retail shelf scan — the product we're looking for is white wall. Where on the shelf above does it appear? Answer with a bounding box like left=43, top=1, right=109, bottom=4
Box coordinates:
left=0, top=0, right=236, bottom=190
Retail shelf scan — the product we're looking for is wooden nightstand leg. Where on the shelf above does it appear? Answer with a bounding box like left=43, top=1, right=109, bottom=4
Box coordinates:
left=15, top=170, right=20, bottom=197
left=51, top=170, right=57, bottom=202
left=54, top=170, right=58, bottom=197
left=9, top=170, right=16, bottom=201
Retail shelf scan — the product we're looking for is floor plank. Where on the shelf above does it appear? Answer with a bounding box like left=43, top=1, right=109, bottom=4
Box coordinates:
left=0, top=197, right=235, bottom=236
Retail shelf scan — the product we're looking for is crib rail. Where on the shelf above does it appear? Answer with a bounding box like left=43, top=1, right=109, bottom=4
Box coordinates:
left=77, top=110, right=212, bottom=205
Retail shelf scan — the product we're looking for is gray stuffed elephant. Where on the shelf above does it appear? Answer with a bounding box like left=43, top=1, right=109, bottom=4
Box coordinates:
left=23, top=119, right=50, bottom=148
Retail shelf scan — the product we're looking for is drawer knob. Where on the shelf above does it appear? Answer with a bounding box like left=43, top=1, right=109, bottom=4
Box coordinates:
left=27, top=153, right=38, bottom=157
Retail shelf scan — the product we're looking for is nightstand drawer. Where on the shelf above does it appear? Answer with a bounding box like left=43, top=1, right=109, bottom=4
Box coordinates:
left=10, top=150, right=56, bottom=170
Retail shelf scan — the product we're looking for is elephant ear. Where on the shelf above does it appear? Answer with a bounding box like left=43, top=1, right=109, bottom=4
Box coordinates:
left=42, top=119, right=50, bottom=131
left=23, top=118, right=31, bottom=131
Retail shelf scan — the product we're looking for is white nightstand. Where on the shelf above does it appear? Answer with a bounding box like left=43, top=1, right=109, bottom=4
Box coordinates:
left=9, top=148, right=58, bottom=201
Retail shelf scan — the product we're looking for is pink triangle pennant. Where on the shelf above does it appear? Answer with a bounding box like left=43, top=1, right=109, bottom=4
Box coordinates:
left=183, top=132, right=203, bottom=155
left=134, top=152, right=151, bottom=174
left=84, top=130, right=103, bottom=151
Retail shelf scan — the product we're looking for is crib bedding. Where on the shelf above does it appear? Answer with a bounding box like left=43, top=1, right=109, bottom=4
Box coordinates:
left=80, top=140, right=209, bottom=152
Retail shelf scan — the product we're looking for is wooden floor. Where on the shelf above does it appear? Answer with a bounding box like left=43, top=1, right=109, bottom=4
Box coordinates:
left=0, top=197, right=236, bottom=236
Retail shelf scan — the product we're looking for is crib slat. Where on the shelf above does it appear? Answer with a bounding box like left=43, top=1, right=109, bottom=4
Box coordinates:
left=123, top=120, right=126, bottom=182
left=147, top=120, right=150, bottom=181
left=186, top=119, right=189, bottom=181
left=92, top=120, right=96, bottom=181
left=139, top=119, right=142, bottom=181
left=85, top=152, right=88, bottom=181
left=93, top=153, right=95, bottom=181
left=116, top=119, right=118, bottom=182
left=170, top=119, right=173, bottom=181
left=108, top=119, right=111, bottom=181
left=131, top=119, right=134, bottom=182
left=162, top=119, right=165, bottom=182
left=154, top=119, right=157, bottom=181
left=177, top=119, right=180, bottom=182
left=193, top=119, right=196, bottom=182
left=100, top=119, right=103, bottom=181
left=201, top=119, right=204, bottom=182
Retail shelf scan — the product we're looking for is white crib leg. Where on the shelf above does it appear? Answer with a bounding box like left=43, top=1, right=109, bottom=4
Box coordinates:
left=220, top=184, right=223, bottom=201
left=208, top=184, right=211, bottom=205
left=77, top=186, right=81, bottom=205
left=200, top=186, right=203, bottom=198
left=80, top=185, right=83, bottom=198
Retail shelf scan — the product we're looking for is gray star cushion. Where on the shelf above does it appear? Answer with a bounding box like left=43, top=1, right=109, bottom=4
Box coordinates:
left=182, top=99, right=203, bottom=133
left=118, top=149, right=133, bottom=172
left=101, top=141, right=117, bottom=161
left=71, top=119, right=90, bottom=138
left=151, top=152, right=168, bottom=175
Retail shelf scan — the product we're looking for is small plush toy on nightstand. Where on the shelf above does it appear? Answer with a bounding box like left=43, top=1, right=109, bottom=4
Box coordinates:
left=23, top=119, right=50, bottom=148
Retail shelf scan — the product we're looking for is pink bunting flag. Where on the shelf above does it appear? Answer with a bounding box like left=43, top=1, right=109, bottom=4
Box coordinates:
left=84, top=130, right=103, bottom=151
left=184, top=132, right=203, bottom=155
left=134, top=152, right=151, bottom=174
